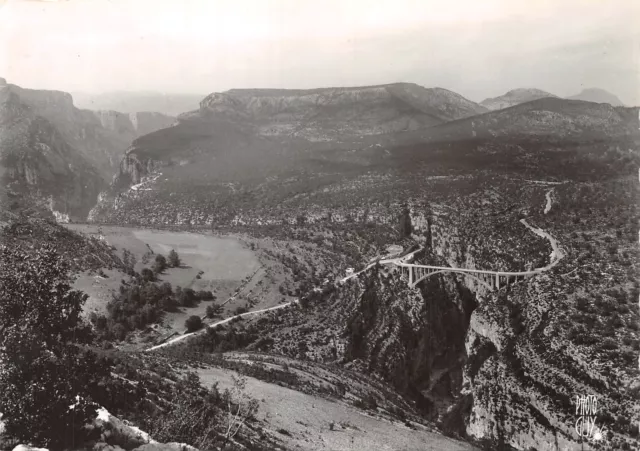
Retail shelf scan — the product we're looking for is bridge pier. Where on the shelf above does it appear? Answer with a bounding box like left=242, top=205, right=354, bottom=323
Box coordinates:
left=496, top=274, right=500, bottom=290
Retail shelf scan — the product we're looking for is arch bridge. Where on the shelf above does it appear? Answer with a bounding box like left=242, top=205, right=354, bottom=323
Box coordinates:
left=391, top=262, right=541, bottom=291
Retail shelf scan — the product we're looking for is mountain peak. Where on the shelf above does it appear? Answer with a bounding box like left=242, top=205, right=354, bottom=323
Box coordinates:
left=567, top=88, right=624, bottom=106
left=480, top=88, right=557, bottom=111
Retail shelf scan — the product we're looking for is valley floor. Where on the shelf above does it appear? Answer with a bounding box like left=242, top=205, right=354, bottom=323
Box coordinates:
left=65, top=224, right=295, bottom=345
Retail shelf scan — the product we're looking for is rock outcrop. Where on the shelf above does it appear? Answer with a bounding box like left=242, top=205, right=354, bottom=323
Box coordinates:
left=8, top=407, right=199, bottom=451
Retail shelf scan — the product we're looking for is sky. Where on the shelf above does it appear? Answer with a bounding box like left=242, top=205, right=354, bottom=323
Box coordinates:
left=0, top=0, right=639, bottom=105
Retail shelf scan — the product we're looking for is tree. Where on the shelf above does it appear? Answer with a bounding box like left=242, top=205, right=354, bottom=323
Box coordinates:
left=0, top=245, right=110, bottom=448
left=399, top=204, right=412, bottom=238
left=153, top=254, right=167, bottom=274
left=206, top=303, right=223, bottom=319
left=185, top=315, right=203, bottom=332
left=179, top=288, right=197, bottom=307
left=222, top=375, right=259, bottom=448
left=141, top=267, right=155, bottom=282
left=168, top=249, right=181, bottom=268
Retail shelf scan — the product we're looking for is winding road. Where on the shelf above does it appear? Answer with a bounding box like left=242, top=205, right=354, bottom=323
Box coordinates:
left=146, top=301, right=297, bottom=352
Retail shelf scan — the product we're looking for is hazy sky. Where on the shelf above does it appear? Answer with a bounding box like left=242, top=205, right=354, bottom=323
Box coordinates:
left=0, top=0, right=638, bottom=104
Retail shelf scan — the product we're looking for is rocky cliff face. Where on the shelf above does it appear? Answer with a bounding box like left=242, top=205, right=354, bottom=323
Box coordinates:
left=92, top=110, right=175, bottom=140
left=3, top=81, right=175, bottom=180
left=0, top=80, right=177, bottom=220
left=0, top=87, right=105, bottom=220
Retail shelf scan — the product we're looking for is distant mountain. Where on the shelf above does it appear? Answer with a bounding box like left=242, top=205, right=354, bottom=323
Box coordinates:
left=419, top=97, right=639, bottom=142
left=73, top=91, right=204, bottom=117
left=94, top=83, right=487, bottom=188
left=480, top=88, right=557, bottom=111
left=192, top=83, right=488, bottom=141
left=88, top=84, right=640, bottom=226
left=567, top=88, right=625, bottom=106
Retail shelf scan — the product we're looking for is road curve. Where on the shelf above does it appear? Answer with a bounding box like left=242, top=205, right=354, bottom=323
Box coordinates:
left=146, top=301, right=296, bottom=352
left=339, top=248, right=422, bottom=284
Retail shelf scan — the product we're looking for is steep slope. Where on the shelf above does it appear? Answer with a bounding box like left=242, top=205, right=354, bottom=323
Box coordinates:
left=568, top=88, right=625, bottom=106
left=0, top=87, right=105, bottom=220
left=3, top=79, right=175, bottom=179
left=480, top=88, right=557, bottom=111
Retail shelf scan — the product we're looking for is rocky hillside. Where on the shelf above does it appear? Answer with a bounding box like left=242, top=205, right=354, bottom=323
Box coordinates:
left=480, top=88, right=557, bottom=111
left=88, top=83, right=491, bottom=222
left=568, top=88, right=625, bottom=106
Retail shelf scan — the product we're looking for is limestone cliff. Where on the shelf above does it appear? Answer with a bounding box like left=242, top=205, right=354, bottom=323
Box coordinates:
left=3, top=81, right=175, bottom=179
left=0, top=88, right=104, bottom=220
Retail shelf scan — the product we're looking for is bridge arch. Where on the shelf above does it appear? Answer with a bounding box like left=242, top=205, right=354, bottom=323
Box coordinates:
left=409, top=269, right=494, bottom=290
left=394, top=262, right=539, bottom=292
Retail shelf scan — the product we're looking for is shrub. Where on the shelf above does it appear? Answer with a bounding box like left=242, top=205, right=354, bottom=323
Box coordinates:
left=185, top=315, right=203, bottom=333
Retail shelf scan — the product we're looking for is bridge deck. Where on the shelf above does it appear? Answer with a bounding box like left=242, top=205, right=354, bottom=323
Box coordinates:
left=393, top=262, right=542, bottom=277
